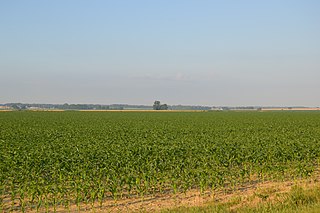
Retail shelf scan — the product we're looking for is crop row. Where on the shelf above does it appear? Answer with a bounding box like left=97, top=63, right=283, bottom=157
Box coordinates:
left=0, top=111, right=320, bottom=211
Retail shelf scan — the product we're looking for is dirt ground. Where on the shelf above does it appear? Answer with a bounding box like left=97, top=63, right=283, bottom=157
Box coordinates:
left=6, top=173, right=317, bottom=213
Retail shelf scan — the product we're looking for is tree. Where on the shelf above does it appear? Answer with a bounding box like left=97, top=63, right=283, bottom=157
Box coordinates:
left=153, top=101, right=161, bottom=110
left=160, top=104, right=168, bottom=110
left=153, top=101, right=168, bottom=110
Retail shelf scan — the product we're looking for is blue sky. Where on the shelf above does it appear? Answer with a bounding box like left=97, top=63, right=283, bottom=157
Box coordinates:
left=1, top=1, right=319, bottom=106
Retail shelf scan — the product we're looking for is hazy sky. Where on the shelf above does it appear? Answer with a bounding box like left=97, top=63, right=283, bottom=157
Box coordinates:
left=1, top=1, right=319, bottom=106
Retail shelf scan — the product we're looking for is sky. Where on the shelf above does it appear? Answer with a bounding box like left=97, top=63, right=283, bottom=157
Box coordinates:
left=1, top=0, right=320, bottom=106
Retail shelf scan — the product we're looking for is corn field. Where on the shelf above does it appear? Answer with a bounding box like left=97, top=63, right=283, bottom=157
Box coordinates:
left=0, top=111, right=320, bottom=212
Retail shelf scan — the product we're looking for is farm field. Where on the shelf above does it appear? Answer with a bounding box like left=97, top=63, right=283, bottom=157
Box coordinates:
left=1, top=111, right=320, bottom=212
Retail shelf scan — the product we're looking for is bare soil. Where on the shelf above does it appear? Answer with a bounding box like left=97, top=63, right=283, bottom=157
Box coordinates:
left=6, top=173, right=318, bottom=213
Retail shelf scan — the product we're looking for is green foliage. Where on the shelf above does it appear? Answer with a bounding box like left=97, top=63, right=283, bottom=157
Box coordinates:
left=153, top=100, right=168, bottom=110
left=0, top=111, right=320, bottom=211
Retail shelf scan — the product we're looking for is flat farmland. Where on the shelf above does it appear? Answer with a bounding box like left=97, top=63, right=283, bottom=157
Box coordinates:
left=1, top=111, right=320, bottom=212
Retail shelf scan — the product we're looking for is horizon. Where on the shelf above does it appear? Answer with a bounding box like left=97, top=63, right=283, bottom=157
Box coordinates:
left=1, top=102, right=318, bottom=108
left=1, top=1, right=319, bottom=106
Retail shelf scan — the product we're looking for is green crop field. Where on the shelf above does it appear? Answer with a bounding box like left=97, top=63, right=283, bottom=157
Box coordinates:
left=1, top=111, right=320, bottom=212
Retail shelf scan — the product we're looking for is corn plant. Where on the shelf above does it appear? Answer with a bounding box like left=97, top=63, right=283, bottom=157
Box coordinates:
left=0, top=111, right=320, bottom=211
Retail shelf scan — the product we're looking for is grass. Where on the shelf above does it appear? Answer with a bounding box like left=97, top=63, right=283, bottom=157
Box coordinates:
left=164, top=183, right=320, bottom=213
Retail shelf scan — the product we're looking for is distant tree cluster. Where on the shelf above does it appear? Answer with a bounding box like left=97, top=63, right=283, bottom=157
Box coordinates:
left=170, top=105, right=211, bottom=110
left=153, top=101, right=168, bottom=110
left=3, top=102, right=222, bottom=111
left=4, top=103, right=110, bottom=110
left=61, top=104, right=110, bottom=110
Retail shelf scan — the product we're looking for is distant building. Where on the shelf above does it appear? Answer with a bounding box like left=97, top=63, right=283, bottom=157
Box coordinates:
left=211, top=107, right=224, bottom=111
left=0, top=106, right=10, bottom=110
